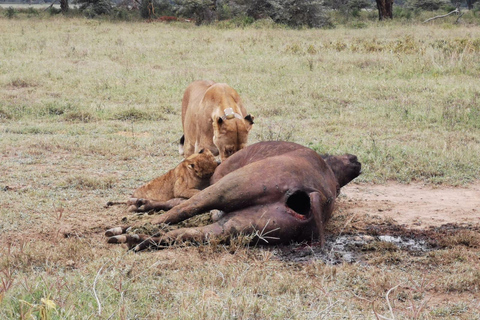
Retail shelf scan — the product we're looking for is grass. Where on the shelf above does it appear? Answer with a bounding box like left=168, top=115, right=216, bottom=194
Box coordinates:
left=0, top=15, right=480, bottom=319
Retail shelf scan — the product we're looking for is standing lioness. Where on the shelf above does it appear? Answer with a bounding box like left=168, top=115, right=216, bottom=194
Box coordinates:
left=180, top=80, right=254, bottom=161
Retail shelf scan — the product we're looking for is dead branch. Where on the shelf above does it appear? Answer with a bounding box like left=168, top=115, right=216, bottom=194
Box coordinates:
left=44, top=0, right=59, bottom=11
left=423, top=8, right=460, bottom=23
left=455, top=12, right=465, bottom=24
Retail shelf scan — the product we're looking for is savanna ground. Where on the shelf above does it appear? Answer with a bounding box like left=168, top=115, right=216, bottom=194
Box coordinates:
left=1, top=11, right=480, bottom=319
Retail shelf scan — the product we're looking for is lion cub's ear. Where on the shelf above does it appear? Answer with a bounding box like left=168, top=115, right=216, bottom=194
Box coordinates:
left=188, top=163, right=195, bottom=170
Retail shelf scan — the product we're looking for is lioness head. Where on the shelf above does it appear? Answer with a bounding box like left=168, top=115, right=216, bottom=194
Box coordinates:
left=184, top=149, right=218, bottom=179
left=213, top=114, right=254, bottom=161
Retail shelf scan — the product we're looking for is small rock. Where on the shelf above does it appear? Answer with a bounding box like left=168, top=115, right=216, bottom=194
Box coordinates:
left=363, top=235, right=374, bottom=241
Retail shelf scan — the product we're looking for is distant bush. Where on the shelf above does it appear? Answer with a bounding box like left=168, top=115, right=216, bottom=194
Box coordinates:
left=49, top=7, right=62, bottom=15
left=134, top=0, right=331, bottom=27
left=175, top=0, right=216, bottom=25
left=78, top=0, right=114, bottom=17
left=140, top=0, right=176, bottom=19
left=4, top=7, right=16, bottom=19
left=26, top=7, right=40, bottom=17
left=243, top=0, right=332, bottom=28
left=393, top=6, right=414, bottom=19
left=405, top=0, right=449, bottom=11
left=324, top=0, right=371, bottom=15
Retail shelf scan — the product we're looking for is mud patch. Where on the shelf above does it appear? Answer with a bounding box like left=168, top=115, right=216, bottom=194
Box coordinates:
left=276, top=234, right=433, bottom=264
left=275, top=223, right=480, bottom=264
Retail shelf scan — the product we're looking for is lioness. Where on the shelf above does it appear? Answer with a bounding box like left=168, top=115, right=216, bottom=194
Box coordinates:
left=126, top=149, right=218, bottom=212
left=180, top=80, right=254, bottom=161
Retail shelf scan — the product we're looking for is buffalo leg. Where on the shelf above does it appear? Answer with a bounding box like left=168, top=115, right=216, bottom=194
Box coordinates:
left=107, top=222, right=225, bottom=251
left=107, top=204, right=309, bottom=251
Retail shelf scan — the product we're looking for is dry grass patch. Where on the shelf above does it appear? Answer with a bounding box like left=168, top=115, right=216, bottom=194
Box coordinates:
left=1, top=17, right=480, bottom=319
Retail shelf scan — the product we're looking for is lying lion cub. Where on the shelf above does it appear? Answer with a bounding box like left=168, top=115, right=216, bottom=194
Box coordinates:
left=126, top=149, right=218, bottom=212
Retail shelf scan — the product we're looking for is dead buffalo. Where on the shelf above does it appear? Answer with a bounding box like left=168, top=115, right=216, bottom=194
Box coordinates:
left=106, top=141, right=361, bottom=251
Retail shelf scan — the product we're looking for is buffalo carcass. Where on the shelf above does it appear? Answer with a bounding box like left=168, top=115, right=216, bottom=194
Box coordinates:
left=106, top=141, right=361, bottom=251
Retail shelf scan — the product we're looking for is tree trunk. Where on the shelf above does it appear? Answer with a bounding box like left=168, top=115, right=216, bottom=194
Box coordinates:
left=467, top=0, right=473, bottom=10
left=60, top=0, right=69, bottom=13
left=376, top=0, right=393, bottom=20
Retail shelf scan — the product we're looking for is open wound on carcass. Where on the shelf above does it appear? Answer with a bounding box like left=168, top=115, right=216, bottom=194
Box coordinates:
left=286, top=191, right=310, bottom=220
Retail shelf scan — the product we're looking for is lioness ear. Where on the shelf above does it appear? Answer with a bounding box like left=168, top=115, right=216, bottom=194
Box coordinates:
left=198, top=149, right=204, bottom=154
left=245, top=114, right=254, bottom=125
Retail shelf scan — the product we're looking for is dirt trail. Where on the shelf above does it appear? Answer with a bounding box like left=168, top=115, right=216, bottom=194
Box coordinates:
left=340, top=182, right=480, bottom=229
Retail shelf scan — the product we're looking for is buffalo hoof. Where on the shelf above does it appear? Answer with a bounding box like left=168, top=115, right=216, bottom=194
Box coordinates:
left=105, top=226, right=131, bottom=237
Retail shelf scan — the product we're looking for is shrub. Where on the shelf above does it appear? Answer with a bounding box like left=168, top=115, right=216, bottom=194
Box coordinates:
left=393, top=6, right=414, bottom=19
left=77, top=0, right=114, bottom=17
left=4, top=7, right=16, bottom=19
left=26, top=7, right=40, bottom=17
left=244, top=0, right=332, bottom=28
left=140, top=0, right=176, bottom=19
left=405, top=0, right=449, bottom=11
left=175, top=0, right=216, bottom=25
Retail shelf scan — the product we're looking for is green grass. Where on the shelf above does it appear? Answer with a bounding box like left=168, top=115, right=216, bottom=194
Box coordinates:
left=1, top=16, right=480, bottom=319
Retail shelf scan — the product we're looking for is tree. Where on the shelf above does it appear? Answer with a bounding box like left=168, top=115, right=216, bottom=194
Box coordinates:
left=466, top=0, right=477, bottom=9
left=60, top=0, right=69, bottom=12
left=375, top=0, right=393, bottom=20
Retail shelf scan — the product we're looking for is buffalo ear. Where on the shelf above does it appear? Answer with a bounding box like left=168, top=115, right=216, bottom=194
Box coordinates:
left=245, top=114, right=254, bottom=125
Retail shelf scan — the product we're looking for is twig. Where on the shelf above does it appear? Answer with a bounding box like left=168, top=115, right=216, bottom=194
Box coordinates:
left=455, top=12, right=465, bottom=24
left=371, top=284, right=401, bottom=320
left=44, top=0, right=59, bottom=11
left=386, top=284, right=400, bottom=320
left=423, top=8, right=459, bottom=23
left=93, top=264, right=105, bottom=317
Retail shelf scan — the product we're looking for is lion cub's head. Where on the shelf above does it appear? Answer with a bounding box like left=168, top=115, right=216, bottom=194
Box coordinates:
left=184, top=149, right=218, bottom=179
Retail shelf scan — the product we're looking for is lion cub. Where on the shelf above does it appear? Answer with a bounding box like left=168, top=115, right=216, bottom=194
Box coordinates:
left=127, top=149, right=218, bottom=212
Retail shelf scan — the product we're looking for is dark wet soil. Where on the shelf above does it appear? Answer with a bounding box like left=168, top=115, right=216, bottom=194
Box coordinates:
left=275, top=223, right=480, bottom=264
left=120, top=210, right=480, bottom=264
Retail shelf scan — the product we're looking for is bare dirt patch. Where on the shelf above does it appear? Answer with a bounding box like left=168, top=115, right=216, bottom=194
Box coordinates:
left=340, top=182, right=480, bottom=229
